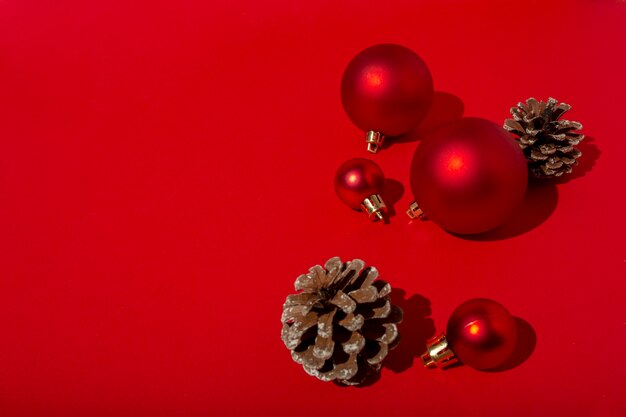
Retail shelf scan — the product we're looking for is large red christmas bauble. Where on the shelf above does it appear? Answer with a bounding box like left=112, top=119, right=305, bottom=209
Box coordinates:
left=446, top=298, right=517, bottom=370
left=334, top=158, right=384, bottom=209
left=341, top=44, right=434, bottom=137
left=410, top=117, right=528, bottom=234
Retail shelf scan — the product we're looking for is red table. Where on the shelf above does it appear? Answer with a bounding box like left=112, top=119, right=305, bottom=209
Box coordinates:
left=1, top=0, right=625, bottom=415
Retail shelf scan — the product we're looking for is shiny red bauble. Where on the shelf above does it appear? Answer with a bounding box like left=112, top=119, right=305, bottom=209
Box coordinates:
left=334, top=158, right=384, bottom=209
left=410, top=118, right=528, bottom=234
left=446, top=298, right=517, bottom=370
left=341, top=44, right=434, bottom=137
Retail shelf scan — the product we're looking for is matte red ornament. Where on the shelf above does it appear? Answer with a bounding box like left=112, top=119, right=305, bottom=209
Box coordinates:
left=422, top=298, right=517, bottom=371
left=334, top=158, right=387, bottom=221
left=408, top=117, right=528, bottom=234
left=341, top=44, right=434, bottom=152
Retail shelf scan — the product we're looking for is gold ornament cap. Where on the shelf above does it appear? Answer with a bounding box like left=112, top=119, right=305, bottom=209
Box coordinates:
left=361, top=194, right=387, bottom=222
left=420, top=333, right=459, bottom=369
left=406, top=201, right=424, bottom=219
left=365, top=131, right=384, bottom=153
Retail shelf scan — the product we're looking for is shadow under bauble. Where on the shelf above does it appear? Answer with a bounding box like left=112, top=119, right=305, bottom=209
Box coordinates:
left=381, top=178, right=404, bottom=219
left=455, top=178, right=559, bottom=241
left=484, top=317, right=536, bottom=372
left=382, top=91, right=465, bottom=147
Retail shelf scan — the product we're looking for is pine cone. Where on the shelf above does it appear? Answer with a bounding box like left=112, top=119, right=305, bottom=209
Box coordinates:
left=504, top=97, right=584, bottom=178
left=281, top=257, right=402, bottom=386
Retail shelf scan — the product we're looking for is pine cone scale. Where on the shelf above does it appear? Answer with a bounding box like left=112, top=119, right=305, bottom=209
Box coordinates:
left=530, top=149, right=549, bottom=160
left=317, top=310, right=336, bottom=337
left=293, top=346, right=325, bottom=368
left=339, top=313, right=364, bottom=331
left=539, top=144, right=557, bottom=155
left=348, top=286, right=379, bottom=303
left=343, top=332, right=366, bottom=354
left=329, top=291, right=357, bottom=313
left=503, top=119, right=525, bottom=135
left=313, top=335, right=334, bottom=360
left=281, top=305, right=313, bottom=324
left=552, top=103, right=571, bottom=119
left=523, top=137, right=537, bottom=146
left=378, top=324, right=399, bottom=344
left=364, top=342, right=388, bottom=365
left=284, top=292, right=319, bottom=307
left=373, top=280, right=391, bottom=297
left=294, top=271, right=321, bottom=292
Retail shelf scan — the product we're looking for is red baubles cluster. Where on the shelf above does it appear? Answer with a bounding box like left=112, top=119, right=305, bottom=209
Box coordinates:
left=421, top=298, right=518, bottom=370
left=341, top=44, right=433, bottom=153
left=408, top=118, right=528, bottom=234
left=337, top=45, right=528, bottom=233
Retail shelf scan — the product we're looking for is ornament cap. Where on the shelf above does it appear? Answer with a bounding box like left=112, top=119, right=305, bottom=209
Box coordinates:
left=421, top=333, right=459, bottom=369
left=406, top=201, right=424, bottom=219
left=361, top=194, right=387, bottom=222
left=365, top=131, right=384, bottom=153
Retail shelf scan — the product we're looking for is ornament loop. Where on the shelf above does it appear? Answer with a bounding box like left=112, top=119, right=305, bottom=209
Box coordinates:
left=406, top=201, right=424, bottom=219
left=361, top=194, right=387, bottom=222
left=365, top=131, right=384, bottom=153
left=420, top=334, right=458, bottom=369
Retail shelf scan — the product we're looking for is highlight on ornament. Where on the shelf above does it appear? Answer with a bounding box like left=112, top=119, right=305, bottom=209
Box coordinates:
left=504, top=97, right=584, bottom=178
left=281, top=257, right=403, bottom=385
left=421, top=298, right=518, bottom=371
left=341, top=43, right=434, bottom=153
left=334, top=158, right=388, bottom=222
left=407, top=117, right=528, bottom=234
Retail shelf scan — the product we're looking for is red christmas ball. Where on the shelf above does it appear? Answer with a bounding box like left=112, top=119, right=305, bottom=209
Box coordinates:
left=341, top=44, right=434, bottom=138
left=334, top=158, right=384, bottom=209
left=410, top=118, right=528, bottom=234
left=446, top=298, right=517, bottom=370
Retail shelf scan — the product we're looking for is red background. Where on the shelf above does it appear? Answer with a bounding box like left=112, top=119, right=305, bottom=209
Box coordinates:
left=1, top=0, right=625, bottom=416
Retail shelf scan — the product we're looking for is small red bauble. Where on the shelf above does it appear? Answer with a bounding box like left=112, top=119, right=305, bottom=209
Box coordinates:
left=446, top=298, right=517, bottom=370
left=334, top=158, right=387, bottom=221
left=409, top=117, right=528, bottom=234
left=341, top=44, right=434, bottom=152
left=422, top=298, right=517, bottom=371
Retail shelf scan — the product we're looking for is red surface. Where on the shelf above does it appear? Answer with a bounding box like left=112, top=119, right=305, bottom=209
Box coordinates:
left=0, top=0, right=625, bottom=416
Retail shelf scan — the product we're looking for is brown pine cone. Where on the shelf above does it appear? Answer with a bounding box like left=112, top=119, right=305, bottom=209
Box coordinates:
left=504, top=97, right=584, bottom=178
left=281, top=257, right=402, bottom=386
